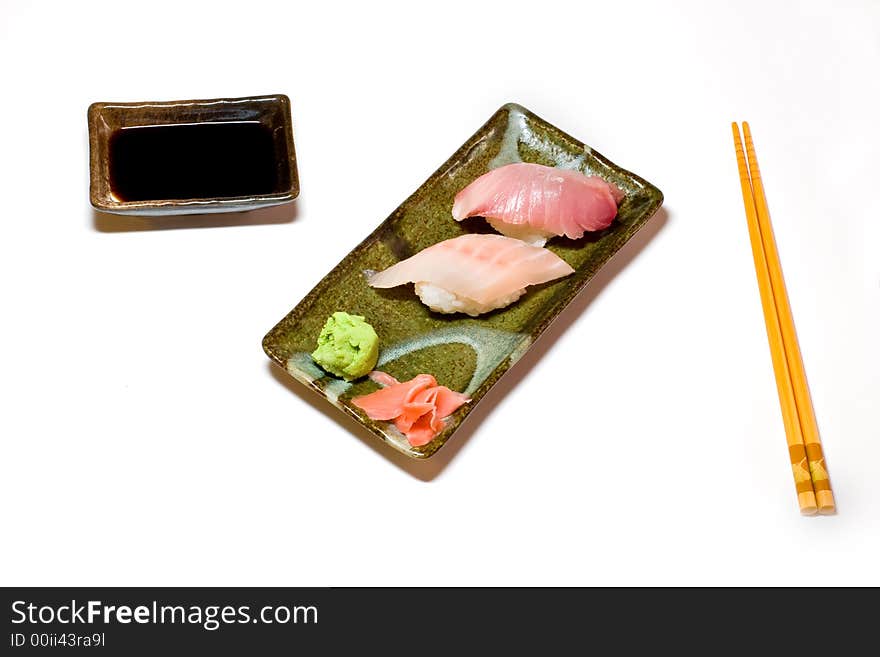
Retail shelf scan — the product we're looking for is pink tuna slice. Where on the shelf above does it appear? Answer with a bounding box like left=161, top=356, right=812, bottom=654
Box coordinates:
left=452, top=162, right=623, bottom=240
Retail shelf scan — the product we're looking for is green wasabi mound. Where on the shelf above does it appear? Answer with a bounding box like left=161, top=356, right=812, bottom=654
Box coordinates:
left=311, top=312, right=379, bottom=381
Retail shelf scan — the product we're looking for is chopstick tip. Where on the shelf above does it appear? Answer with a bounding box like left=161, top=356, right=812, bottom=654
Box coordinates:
left=816, top=490, right=836, bottom=515
left=798, top=492, right=818, bottom=515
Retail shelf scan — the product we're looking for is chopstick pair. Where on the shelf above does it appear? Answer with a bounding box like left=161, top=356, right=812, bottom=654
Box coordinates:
left=732, top=122, right=835, bottom=515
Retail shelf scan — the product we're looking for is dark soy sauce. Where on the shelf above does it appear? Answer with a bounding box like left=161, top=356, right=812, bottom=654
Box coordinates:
left=108, top=121, right=283, bottom=201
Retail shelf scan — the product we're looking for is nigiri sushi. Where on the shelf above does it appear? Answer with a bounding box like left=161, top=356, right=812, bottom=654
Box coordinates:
left=452, top=162, right=624, bottom=246
left=368, top=233, right=574, bottom=316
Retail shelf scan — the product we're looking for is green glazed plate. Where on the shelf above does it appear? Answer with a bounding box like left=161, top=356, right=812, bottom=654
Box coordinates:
left=263, top=103, right=663, bottom=459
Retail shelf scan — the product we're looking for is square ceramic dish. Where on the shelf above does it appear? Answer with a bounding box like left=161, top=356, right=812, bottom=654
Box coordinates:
left=88, top=94, right=298, bottom=216
left=263, top=103, right=663, bottom=459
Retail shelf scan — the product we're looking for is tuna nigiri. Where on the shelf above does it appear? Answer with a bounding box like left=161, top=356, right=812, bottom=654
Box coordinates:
left=452, top=162, right=624, bottom=245
left=352, top=371, right=470, bottom=446
left=368, top=233, right=574, bottom=316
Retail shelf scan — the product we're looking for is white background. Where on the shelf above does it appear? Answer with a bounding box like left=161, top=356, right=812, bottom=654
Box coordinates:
left=1, top=0, right=877, bottom=586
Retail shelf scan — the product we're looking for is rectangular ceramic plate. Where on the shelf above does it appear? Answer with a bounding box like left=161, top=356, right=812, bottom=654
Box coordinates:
left=263, top=103, right=663, bottom=459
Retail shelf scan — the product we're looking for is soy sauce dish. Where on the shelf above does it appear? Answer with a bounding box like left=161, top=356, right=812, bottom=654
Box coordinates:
left=88, top=95, right=298, bottom=216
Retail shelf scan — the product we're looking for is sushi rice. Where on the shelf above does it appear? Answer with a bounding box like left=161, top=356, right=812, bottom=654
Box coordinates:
left=414, top=282, right=525, bottom=317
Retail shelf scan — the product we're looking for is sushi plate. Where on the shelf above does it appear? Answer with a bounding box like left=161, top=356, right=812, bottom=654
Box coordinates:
left=262, top=103, right=663, bottom=459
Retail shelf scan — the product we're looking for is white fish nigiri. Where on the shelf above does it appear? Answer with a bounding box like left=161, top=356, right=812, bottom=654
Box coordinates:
left=368, top=233, right=574, bottom=316
left=452, top=162, right=624, bottom=246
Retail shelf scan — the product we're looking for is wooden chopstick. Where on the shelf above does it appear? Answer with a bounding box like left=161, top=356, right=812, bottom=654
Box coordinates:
left=741, top=123, right=835, bottom=514
left=732, top=123, right=819, bottom=515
